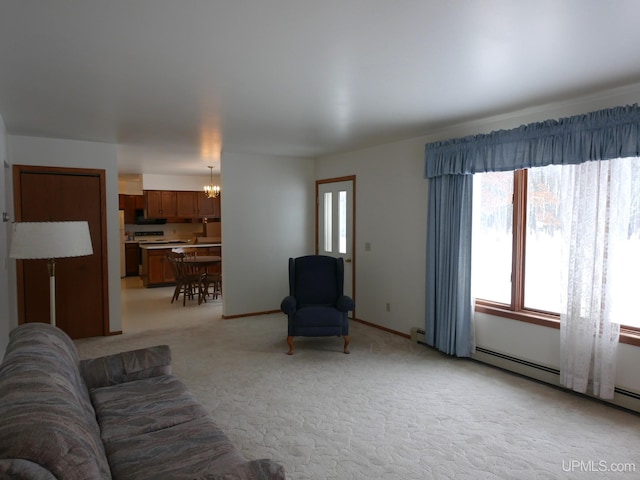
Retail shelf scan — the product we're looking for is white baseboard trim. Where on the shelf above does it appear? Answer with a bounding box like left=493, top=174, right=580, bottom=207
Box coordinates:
left=410, top=327, right=640, bottom=414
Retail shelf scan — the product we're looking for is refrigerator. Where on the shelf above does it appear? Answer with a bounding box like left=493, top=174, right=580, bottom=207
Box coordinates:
left=119, top=210, right=126, bottom=278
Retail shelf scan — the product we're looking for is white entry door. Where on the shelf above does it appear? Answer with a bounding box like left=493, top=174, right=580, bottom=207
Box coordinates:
left=317, top=179, right=354, bottom=300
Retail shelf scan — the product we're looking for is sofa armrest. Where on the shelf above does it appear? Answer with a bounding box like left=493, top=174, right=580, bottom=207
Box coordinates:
left=79, top=345, right=172, bottom=390
left=0, top=459, right=57, bottom=480
left=193, top=458, right=286, bottom=480
left=245, top=459, right=286, bottom=480
left=280, top=295, right=297, bottom=315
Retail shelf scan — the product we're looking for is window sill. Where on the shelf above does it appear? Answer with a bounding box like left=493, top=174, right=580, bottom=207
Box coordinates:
left=474, top=302, right=640, bottom=347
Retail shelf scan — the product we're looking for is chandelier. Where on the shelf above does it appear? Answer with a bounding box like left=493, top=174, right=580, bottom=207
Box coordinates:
left=204, top=166, right=220, bottom=198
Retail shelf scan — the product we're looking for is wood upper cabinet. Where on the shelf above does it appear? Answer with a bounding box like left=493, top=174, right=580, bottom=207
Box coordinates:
left=197, top=191, right=221, bottom=218
left=119, top=194, right=144, bottom=224
left=141, top=190, right=220, bottom=219
left=176, top=191, right=199, bottom=217
left=145, top=190, right=177, bottom=217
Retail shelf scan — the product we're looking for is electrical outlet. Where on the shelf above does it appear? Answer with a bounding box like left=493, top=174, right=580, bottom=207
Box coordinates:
left=385, top=302, right=391, bottom=312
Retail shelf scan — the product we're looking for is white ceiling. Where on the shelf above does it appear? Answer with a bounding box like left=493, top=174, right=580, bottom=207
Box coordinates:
left=2, top=1, right=640, bottom=176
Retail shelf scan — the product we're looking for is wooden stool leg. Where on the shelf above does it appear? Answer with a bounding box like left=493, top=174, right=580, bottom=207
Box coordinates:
left=343, top=335, right=350, bottom=354
left=286, top=336, right=294, bottom=355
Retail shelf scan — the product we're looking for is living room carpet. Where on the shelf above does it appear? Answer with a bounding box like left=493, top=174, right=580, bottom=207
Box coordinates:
left=75, top=314, right=640, bottom=479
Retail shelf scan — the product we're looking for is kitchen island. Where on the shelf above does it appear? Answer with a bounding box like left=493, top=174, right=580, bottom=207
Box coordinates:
left=140, top=243, right=221, bottom=287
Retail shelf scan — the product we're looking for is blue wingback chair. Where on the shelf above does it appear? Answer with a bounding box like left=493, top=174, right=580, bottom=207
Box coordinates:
left=280, top=255, right=355, bottom=355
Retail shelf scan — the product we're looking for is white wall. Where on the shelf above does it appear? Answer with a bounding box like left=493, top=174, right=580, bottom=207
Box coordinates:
left=6, top=135, right=122, bottom=333
left=141, top=173, right=218, bottom=191
left=474, top=312, right=640, bottom=394
left=315, top=82, right=640, bottom=396
left=0, top=114, right=10, bottom=357
left=315, top=140, right=428, bottom=335
left=221, top=151, right=314, bottom=317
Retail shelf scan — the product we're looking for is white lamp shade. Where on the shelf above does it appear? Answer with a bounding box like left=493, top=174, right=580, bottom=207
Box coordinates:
left=9, top=221, right=93, bottom=259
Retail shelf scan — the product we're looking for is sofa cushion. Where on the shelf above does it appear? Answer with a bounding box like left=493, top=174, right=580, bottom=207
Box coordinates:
left=0, top=323, right=111, bottom=479
left=90, top=374, right=209, bottom=443
left=105, top=416, right=249, bottom=480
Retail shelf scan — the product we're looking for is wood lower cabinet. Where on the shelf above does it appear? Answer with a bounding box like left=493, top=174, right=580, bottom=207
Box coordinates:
left=141, top=245, right=221, bottom=287
left=125, top=243, right=140, bottom=276
left=143, top=249, right=176, bottom=287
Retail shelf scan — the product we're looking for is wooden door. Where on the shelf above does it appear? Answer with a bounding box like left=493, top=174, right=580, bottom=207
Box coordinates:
left=13, top=165, right=109, bottom=339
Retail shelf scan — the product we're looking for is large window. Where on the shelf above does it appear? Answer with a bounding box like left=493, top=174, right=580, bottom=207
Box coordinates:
left=472, top=160, right=640, bottom=332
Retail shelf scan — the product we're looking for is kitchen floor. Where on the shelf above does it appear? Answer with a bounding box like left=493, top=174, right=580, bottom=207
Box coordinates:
left=120, top=276, right=222, bottom=334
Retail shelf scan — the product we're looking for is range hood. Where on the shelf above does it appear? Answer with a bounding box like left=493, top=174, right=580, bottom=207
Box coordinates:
left=134, top=209, right=166, bottom=225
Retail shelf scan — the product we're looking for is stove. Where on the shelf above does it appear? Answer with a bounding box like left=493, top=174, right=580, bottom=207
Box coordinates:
left=133, top=231, right=190, bottom=245
left=134, top=231, right=165, bottom=242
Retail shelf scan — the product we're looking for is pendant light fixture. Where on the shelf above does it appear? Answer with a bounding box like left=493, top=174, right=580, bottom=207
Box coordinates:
left=204, top=166, right=220, bottom=198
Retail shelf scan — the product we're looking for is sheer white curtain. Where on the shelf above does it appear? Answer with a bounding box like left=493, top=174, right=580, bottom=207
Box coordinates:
left=559, top=157, right=636, bottom=399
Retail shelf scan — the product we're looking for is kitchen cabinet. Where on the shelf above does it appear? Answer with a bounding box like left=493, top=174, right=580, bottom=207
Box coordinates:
left=197, top=191, right=221, bottom=218
left=196, top=245, right=221, bottom=275
left=125, top=243, right=140, bottom=276
left=143, top=248, right=176, bottom=286
left=119, top=194, right=144, bottom=224
left=176, top=191, right=199, bottom=217
left=145, top=191, right=177, bottom=218
left=140, top=243, right=220, bottom=287
left=141, top=190, right=220, bottom=220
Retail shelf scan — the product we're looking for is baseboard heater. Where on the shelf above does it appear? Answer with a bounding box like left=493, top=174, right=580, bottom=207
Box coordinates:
left=410, top=327, right=640, bottom=414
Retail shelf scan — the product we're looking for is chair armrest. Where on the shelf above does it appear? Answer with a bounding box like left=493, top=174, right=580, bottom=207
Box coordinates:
left=79, top=345, right=172, bottom=390
left=280, top=295, right=297, bottom=314
left=336, top=295, right=355, bottom=313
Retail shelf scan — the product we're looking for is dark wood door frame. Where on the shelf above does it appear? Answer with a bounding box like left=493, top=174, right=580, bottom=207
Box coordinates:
left=13, top=164, right=110, bottom=337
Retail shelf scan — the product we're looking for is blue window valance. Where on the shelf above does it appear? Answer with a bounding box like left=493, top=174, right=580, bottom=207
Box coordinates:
left=424, top=104, right=640, bottom=178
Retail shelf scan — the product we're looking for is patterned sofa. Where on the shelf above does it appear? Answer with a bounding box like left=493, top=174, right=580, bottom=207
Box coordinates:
left=0, top=323, right=285, bottom=480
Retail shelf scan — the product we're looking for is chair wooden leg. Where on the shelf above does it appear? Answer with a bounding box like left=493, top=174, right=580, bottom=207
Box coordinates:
left=286, top=336, right=294, bottom=355
left=183, top=283, right=188, bottom=306
left=198, top=278, right=207, bottom=304
left=171, top=282, right=180, bottom=303
left=343, top=335, right=350, bottom=354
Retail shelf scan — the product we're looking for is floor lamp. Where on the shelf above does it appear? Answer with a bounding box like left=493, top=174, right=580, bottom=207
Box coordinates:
left=9, top=221, right=93, bottom=327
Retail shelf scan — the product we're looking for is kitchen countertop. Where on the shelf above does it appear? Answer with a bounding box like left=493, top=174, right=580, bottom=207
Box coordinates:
left=139, top=243, right=221, bottom=250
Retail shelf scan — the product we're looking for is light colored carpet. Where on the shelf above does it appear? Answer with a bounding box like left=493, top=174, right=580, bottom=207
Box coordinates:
left=75, top=314, right=640, bottom=479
